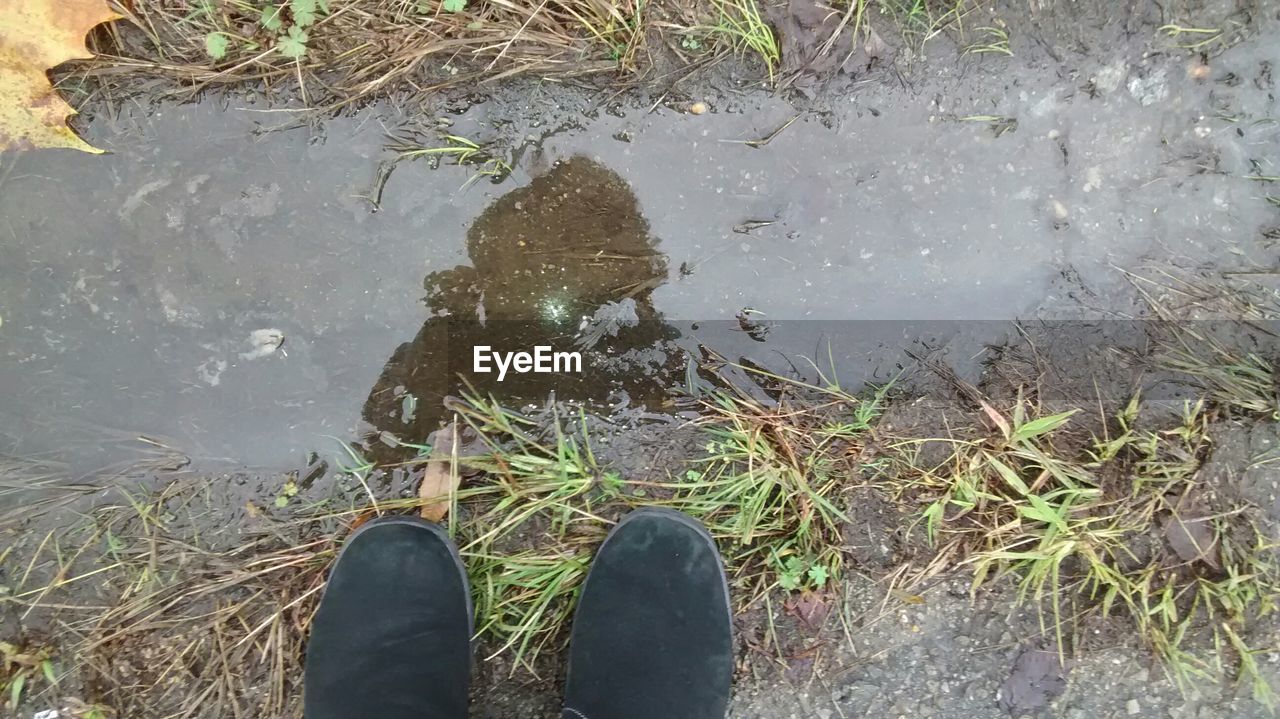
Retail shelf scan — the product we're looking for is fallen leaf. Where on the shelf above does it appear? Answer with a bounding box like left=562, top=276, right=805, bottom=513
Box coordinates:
left=999, top=644, right=1069, bottom=715
left=783, top=589, right=831, bottom=629
left=349, top=509, right=377, bottom=532
left=1164, top=513, right=1220, bottom=569
left=419, top=422, right=461, bottom=522
left=0, top=0, right=120, bottom=152
left=978, top=398, right=1012, bottom=439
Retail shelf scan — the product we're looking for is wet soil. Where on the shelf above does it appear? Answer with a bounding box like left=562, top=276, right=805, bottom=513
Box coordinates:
left=4, top=0, right=1280, bottom=716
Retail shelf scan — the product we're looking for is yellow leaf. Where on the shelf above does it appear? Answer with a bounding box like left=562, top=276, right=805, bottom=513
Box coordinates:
left=0, top=0, right=120, bottom=153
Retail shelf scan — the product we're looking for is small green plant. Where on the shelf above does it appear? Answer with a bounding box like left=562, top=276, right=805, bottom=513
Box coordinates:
left=771, top=548, right=833, bottom=591
left=199, top=1, right=328, bottom=61
left=964, top=25, right=1011, bottom=56
left=274, top=478, right=300, bottom=508
left=277, top=25, right=310, bottom=58
left=1, top=642, right=57, bottom=713
left=204, top=32, right=231, bottom=60
left=442, top=0, right=467, bottom=13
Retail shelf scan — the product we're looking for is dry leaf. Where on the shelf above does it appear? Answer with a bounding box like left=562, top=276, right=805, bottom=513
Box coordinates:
left=979, top=398, right=1012, bottom=439
left=0, top=0, right=119, bottom=152
left=418, top=423, right=461, bottom=522
left=783, top=589, right=831, bottom=629
left=1164, top=513, right=1220, bottom=569
left=349, top=509, right=377, bottom=532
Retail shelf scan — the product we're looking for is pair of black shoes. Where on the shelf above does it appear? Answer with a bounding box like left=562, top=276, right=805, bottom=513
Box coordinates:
left=304, top=508, right=733, bottom=718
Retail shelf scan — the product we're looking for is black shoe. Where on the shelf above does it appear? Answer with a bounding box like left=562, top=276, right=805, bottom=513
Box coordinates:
left=304, top=516, right=472, bottom=719
left=562, top=508, right=733, bottom=719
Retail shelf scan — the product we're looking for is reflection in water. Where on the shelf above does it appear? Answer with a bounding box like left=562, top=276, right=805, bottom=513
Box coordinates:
left=360, top=158, right=683, bottom=455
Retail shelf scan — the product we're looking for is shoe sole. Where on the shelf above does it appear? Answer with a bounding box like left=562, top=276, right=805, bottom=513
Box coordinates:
left=333, top=514, right=475, bottom=636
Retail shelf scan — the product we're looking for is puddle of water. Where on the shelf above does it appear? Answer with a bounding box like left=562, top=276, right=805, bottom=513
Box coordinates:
left=360, top=157, right=685, bottom=457
left=1, top=28, right=1277, bottom=471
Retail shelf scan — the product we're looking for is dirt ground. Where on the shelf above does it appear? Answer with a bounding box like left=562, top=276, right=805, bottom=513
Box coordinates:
left=4, top=0, right=1280, bottom=717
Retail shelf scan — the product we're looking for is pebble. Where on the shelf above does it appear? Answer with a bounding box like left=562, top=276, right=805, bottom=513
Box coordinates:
left=1127, top=698, right=1141, bottom=715
left=689, top=101, right=708, bottom=115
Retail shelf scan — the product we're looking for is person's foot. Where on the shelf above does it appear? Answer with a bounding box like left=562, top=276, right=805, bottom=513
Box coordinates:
left=562, top=508, right=733, bottom=719
left=304, top=515, right=472, bottom=719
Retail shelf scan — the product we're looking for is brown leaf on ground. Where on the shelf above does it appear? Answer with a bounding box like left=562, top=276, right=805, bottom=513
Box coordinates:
left=999, top=645, right=1070, bottom=715
left=978, top=398, right=1012, bottom=438
left=0, top=0, right=119, bottom=152
left=418, top=423, right=461, bottom=522
left=783, top=590, right=831, bottom=629
left=1164, top=513, right=1220, bottom=569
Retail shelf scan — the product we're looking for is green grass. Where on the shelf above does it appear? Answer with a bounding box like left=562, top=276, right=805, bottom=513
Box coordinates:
left=891, top=393, right=1279, bottom=707
left=878, top=0, right=973, bottom=53
left=702, top=0, right=781, bottom=81
left=963, top=25, right=1011, bottom=56
left=564, top=0, right=648, bottom=69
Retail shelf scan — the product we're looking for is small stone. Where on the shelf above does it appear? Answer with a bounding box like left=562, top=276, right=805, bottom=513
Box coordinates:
left=1126, top=699, right=1141, bottom=715
left=689, top=101, right=709, bottom=115
left=1049, top=199, right=1068, bottom=220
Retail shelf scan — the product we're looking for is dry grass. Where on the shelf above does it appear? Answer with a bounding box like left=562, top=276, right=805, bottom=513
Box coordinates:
left=73, top=0, right=780, bottom=109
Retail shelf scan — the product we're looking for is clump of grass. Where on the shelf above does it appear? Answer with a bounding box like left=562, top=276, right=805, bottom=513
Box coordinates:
left=661, top=373, right=888, bottom=601
left=1123, top=267, right=1280, bottom=417
left=877, top=0, right=975, bottom=54
left=564, top=0, right=649, bottom=70
left=700, top=0, right=781, bottom=81
left=962, top=24, right=1011, bottom=56
left=890, top=393, right=1279, bottom=707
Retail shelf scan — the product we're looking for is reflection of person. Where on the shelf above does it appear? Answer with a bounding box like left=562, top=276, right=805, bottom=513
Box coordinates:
left=303, top=509, right=733, bottom=718
left=360, top=158, right=682, bottom=457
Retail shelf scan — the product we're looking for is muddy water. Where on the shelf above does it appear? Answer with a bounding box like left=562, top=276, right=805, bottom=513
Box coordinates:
left=1, top=26, right=1278, bottom=471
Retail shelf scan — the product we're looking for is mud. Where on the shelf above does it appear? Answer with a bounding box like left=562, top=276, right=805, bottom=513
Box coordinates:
left=3, top=1, right=1279, bottom=475
left=4, top=0, right=1280, bottom=716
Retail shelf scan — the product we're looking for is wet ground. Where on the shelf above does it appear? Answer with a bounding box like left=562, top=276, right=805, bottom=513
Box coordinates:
left=4, top=5, right=1279, bottom=474
left=4, top=1, right=1280, bottom=717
